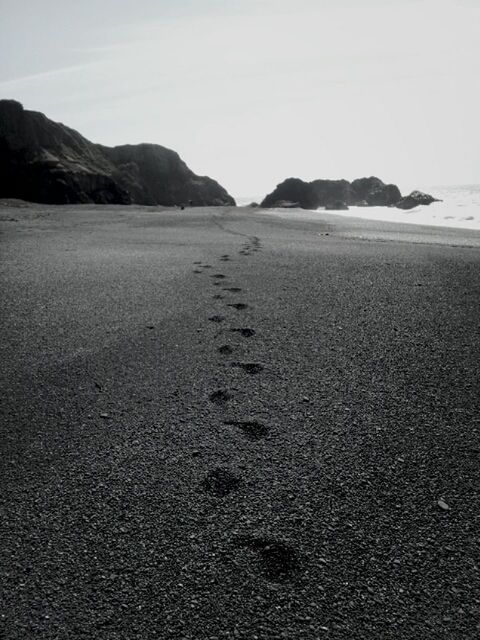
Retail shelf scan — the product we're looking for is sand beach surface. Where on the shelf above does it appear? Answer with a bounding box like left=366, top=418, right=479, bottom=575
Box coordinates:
left=1, top=203, right=479, bottom=639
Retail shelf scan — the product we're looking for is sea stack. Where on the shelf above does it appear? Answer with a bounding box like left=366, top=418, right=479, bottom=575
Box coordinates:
left=260, top=176, right=437, bottom=210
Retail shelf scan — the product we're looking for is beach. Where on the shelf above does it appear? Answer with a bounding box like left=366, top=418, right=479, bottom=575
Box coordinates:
left=1, top=203, right=479, bottom=639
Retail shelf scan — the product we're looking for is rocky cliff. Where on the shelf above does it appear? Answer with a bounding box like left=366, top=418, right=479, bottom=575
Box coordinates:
left=0, top=100, right=235, bottom=206
left=260, top=176, right=438, bottom=210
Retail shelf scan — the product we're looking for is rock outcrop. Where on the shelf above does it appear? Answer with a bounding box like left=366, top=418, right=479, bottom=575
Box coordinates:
left=0, top=100, right=235, bottom=206
left=261, top=176, right=402, bottom=209
left=395, top=190, right=441, bottom=210
left=350, top=177, right=402, bottom=206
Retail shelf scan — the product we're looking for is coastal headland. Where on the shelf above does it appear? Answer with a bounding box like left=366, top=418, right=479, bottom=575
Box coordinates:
left=1, top=203, right=479, bottom=639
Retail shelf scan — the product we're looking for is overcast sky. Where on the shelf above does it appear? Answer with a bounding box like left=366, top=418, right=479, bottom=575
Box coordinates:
left=1, top=0, right=479, bottom=196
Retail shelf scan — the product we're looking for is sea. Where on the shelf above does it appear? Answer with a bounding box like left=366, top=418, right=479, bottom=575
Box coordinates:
left=236, top=185, right=480, bottom=231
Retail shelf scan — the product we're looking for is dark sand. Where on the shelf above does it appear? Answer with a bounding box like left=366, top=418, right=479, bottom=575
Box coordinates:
left=1, top=204, right=479, bottom=639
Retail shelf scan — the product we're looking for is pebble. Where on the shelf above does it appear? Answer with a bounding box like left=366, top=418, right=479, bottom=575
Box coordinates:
left=437, top=499, right=450, bottom=511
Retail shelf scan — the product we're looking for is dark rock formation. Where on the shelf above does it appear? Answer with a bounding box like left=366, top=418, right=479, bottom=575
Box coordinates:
left=260, top=178, right=317, bottom=209
left=101, top=143, right=234, bottom=207
left=350, top=177, right=401, bottom=206
left=261, top=176, right=402, bottom=209
left=312, top=179, right=356, bottom=207
left=395, top=190, right=440, bottom=210
left=0, top=100, right=235, bottom=206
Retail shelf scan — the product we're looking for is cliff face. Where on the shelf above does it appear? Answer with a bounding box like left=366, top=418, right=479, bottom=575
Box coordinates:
left=261, top=176, right=402, bottom=209
left=0, top=100, right=235, bottom=206
left=103, top=144, right=234, bottom=207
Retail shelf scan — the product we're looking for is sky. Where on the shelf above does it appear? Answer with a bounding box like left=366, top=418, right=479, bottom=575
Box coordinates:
left=0, top=0, right=479, bottom=197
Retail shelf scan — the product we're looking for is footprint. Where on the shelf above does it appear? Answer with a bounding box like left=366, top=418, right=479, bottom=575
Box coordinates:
left=202, top=467, right=241, bottom=497
left=210, top=389, right=233, bottom=405
left=218, top=345, right=233, bottom=355
left=193, top=261, right=202, bottom=265
left=209, top=315, right=226, bottom=323
left=202, top=265, right=212, bottom=268
left=224, top=420, right=269, bottom=441
left=228, top=303, right=249, bottom=311
left=234, top=536, right=300, bottom=582
left=211, top=274, right=227, bottom=279
left=221, top=254, right=230, bottom=258
left=232, top=362, right=264, bottom=375
left=193, top=269, right=202, bottom=273
left=230, top=328, right=255, bottom=338
left=219, top=257, right=231, bottom=262
left=213, top=294, right=224, bottom=300
left=223, top=287, right=242, bottom=293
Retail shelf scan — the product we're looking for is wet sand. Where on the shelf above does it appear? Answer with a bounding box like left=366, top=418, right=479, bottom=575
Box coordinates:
left=1, top=204, right=479, bottom=639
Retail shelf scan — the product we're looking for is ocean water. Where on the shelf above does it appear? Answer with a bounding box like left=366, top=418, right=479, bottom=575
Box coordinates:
left=236, top=185, right=480, bottom=231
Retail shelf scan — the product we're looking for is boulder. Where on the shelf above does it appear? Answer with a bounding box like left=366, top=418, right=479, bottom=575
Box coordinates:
left=0, top=99, right=235, bottom=206
left=395, top=190, right=440, bottom=210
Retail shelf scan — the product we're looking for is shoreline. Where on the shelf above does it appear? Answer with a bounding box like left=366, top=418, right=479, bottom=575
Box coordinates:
left=248, top=206, right=480, bottom=248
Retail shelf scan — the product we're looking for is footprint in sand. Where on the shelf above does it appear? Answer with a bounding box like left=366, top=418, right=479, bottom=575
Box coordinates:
left=209, top=389, right=233, bottom=405
left=232, top=362, right=264, bottom=375
left=229, top=328, right=255, bottom=338
left=223, top=287, right=242, bottom=293
left=211, top=274, right=227, bottom=279
left=209, top=315, right=226, bottom=323
left=224, top=419, right=269, bottom=441
left=228, top=303, right=249, bottom=311
left=193, top=269, right=203, bottom=273
left=218, top=345, right=234, bottom=355
left=234, top=536, right=300, bottom=582
left=213, top=294, right=224, bottom=300
left=202, top=467, right=241, bottom=497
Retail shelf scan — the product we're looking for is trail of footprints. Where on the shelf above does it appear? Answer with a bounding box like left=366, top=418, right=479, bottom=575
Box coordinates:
left=192, top=236, right=299, bottom=582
